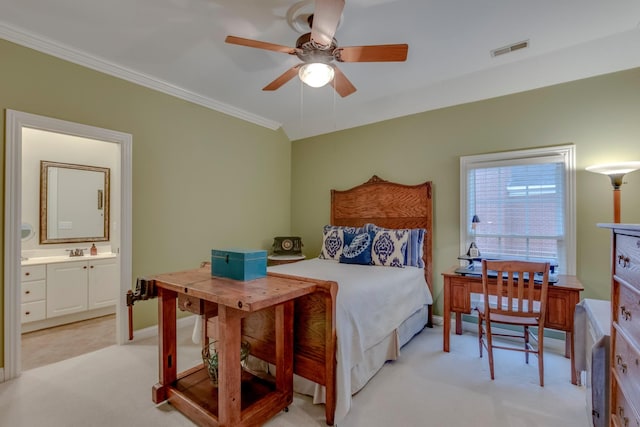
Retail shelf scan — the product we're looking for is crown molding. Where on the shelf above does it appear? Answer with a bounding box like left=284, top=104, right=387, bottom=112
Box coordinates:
left=0, top=22, right=281, bottom=131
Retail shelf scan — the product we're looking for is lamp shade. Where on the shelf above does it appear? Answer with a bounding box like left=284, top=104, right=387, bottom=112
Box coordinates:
left=586, top=160, right=640, bottom=223
left=298, top=63, right=335, bottom=88
left=586, top=161, right=640, bottom=189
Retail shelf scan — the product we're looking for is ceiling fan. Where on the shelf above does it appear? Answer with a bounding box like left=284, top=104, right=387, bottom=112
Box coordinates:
left=225, top=0, right=408, bottom=97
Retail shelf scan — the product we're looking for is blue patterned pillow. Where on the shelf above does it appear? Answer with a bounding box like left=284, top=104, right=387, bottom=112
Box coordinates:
left=318, top=225, right=366, bottom=261
left=371, top=229, right=408, bottom=268
left=319, top=228, right=345, bottom=261
left=339, top=231, right=374, bottom=265
left=365, top=224, right=425, bottom=268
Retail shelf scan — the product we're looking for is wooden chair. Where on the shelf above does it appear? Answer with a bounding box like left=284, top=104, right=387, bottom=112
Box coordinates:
left=477, top=259, right=551, bottom=386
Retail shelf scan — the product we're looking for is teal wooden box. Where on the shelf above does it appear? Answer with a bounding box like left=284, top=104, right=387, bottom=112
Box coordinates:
left=211, top=249, right=267, bottom=281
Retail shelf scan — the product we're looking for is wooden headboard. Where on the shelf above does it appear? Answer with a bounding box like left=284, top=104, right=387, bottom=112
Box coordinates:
left=330, top=175, right=434, bottom=302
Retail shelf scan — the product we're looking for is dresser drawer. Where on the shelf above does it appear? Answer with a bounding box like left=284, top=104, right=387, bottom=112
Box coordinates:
left=22, top=280, right=46, bottom=303
left=618, top=281, right=640, bottom=339
left=612, top=383, right=640, bottom=427
left=21, top=300, right=46, bottom=323
left=21, top=264, right=46, bottom=282
left=613, top=322, right=640, bottom=407
left=616, top=233, right=640, bottom=290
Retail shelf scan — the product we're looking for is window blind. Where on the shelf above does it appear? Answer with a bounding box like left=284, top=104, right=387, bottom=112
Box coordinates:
left=467, top=156, right=565, bottom=263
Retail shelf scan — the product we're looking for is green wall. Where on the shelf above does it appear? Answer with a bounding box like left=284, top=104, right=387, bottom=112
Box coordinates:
left=0, top=39, right=292, bottom=367
left=291, top=67, right=640, bottom=315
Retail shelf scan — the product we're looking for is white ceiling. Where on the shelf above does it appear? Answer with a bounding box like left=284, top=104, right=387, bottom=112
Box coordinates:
left=1, top=0, right=639, bottom=141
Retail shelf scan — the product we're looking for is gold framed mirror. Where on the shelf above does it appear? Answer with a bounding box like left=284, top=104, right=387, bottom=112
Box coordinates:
left=40, top=161, right=110, bottom=244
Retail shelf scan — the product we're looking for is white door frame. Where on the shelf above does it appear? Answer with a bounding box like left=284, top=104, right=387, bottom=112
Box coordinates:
left=3, top=110, right=132, bottom=381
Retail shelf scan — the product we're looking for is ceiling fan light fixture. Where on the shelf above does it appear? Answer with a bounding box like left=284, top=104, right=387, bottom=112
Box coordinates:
left=298, top=63, right=335, bottom=88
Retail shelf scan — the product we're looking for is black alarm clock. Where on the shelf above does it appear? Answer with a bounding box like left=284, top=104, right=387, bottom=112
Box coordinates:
left=272, top=236, right=302, bottom=255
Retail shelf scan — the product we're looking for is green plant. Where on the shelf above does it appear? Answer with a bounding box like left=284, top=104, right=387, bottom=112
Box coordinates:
left=201, top=340, right=250, bottom=386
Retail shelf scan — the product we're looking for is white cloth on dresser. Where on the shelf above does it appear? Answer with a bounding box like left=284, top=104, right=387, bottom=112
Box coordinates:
left=574, top=298, right=611, bottom=427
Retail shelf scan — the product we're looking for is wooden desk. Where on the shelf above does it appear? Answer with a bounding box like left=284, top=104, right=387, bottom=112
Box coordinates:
left=441, top=266, right=584, bottom=385
left=150, top=268, right=318, bottom=427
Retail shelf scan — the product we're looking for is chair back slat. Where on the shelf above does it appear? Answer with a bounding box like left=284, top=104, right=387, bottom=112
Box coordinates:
left=481, top=260, right=551, bottom=318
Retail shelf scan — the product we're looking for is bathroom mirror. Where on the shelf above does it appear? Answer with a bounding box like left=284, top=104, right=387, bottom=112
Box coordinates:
left=40, top=161, right=110, bottom=244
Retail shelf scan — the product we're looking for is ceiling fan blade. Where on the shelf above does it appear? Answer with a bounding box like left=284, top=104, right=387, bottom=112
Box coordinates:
left=225, top=35, right=298, bottom=55
left=311, top=0, right=345, bottom=46
left=263, top=65, right=302, bottom=91
left=330, top=66, right=356, bottom=97
left=336, top=44, right=408, bottom=62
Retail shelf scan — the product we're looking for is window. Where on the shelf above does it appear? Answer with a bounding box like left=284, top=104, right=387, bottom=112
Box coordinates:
left=460, top=145, right=576, bottom=274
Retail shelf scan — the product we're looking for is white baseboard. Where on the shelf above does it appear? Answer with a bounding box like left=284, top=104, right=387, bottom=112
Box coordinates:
left=21, top=306, right=116, bottom=334
left=431, top=315, right=444, bottom=326
left=126, top=314, right=197, bottom=343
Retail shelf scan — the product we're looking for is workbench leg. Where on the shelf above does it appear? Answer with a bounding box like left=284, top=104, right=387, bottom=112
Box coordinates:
left=152, top=287, right=177, bottom=403
left=218, top=305, right=242, bottom=427
left=275, top=300, right=294, bottom=397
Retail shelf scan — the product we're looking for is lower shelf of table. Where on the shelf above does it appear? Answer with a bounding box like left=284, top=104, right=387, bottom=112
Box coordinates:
left=165, top=365, right=291, bottom=426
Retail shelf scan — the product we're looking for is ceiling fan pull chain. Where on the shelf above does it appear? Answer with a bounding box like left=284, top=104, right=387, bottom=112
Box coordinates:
left=300, top=79, right=305, bottom=129
left=332, top=85, right=337, bottom=131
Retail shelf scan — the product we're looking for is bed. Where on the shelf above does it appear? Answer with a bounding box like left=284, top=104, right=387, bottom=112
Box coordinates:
left=206, top=175, right=434, bottom=425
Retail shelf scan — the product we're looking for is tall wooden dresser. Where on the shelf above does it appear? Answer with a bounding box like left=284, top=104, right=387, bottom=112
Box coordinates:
left=599, top=224, right=640, bottom=427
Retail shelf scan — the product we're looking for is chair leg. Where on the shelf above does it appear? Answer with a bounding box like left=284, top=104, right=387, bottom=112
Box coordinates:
left=478, top=313, right=483, bottom=358
left=486, top=320, right=495, bottom=380
left=538, top=327, right=545, bottom=387
left=524, top=326, right=529, bottom=364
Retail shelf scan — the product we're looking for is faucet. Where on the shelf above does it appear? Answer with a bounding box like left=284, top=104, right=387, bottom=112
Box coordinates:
left=67, top=248, right=86, bottom=257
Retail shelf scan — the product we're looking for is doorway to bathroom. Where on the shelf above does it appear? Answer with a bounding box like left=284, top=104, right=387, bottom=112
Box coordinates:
left=3, top=110, right=132, bottom=380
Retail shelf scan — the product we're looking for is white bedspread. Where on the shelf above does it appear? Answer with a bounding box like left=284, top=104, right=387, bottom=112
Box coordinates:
left=268, top=258, right=432, bottom=423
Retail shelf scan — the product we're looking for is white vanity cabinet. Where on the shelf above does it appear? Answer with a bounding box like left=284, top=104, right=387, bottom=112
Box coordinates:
left=88, top=257, right=118, bottom=309
left=46, top=261, right=89, bottom=317
left=46, top=257, right=118, bottom=318
left=21, top=264, right=47, bottom=323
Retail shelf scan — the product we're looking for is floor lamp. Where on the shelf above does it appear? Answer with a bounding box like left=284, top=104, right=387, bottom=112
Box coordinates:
left=586, top=161, right=640, bottom=223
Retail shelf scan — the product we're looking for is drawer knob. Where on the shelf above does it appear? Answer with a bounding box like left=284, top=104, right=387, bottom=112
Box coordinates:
left=25, top=311, right=30, bottom=316
left=25, top=272, right=30, bottom=276
left=618, top=407, right=630, bottom=427
left=25, top=290, right=30, bottom=295
left=616, top=354, right=628, bottom=373
left=618, top=255, right=631, bottom=268
left=620, top=306, right=632, bottom=321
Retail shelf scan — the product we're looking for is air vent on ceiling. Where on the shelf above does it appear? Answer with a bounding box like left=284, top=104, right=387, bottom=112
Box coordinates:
left=491, top=40, right=529, bottom=57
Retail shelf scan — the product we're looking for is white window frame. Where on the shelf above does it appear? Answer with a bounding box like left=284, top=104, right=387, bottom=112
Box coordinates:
left=459, top=144, right=576, bottom=275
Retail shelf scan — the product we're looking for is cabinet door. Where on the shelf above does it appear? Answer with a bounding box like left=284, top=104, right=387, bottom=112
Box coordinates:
left=46, top=261, right=88, bottom=318
left=88, top=258, right=119, bottom=309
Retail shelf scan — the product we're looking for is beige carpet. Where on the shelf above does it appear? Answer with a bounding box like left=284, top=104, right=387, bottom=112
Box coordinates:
left=21, top=314, right=116, bottom=371
left=0, top=321, right=589, bottom=427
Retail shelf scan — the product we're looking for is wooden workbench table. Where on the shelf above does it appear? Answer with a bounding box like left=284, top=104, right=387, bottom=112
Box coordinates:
left=150, top=268, right=319, bottom=427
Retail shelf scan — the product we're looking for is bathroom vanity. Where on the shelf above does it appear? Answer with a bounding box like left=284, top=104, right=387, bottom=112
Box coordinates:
left=20, top=253, right=118, bottom=332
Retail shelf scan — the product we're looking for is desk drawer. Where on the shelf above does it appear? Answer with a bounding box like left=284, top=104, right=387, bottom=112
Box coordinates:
left=616, top=233, right=640, bottom=291
left=613, top=323, right=640, bottom=408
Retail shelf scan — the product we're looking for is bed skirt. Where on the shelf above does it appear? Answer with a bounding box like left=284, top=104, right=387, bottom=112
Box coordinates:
left=292, top=304, right=430, bottom=419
